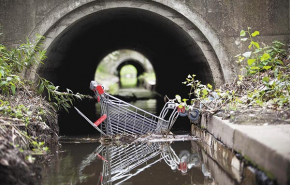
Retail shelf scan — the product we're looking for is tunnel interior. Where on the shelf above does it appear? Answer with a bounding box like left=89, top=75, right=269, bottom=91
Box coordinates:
left=116, top=59, right=146, bottom=87
left=38, top=7, right=215, bottom=135
left=116, top=60, right=146, bottom=79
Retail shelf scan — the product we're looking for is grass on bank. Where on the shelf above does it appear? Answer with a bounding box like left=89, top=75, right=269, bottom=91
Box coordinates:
left=0, top=32, right=89, bottom=158
left=177, top=28, right=290, bottom=116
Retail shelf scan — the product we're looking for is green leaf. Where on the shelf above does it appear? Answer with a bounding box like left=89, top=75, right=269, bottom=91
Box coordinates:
left=251, top=31, right=260, bottom=37
left=202, top=89, right=208, bottom=96
left=0, top=81, right=7, bottom=87
left=263, top=66, right=272, bottom=70
left=11, top=84, right=16, bottom=94
left=261, top=53, right=271, bottom=61
left=240, top=30, right=246, bottom=36
left=0, top=70, right=4, bottom=79
left=262, top=76, right=269, bottom=82
left=62, top=106, right=69, bottom=112
left=207, top=84, right=212, bottom=89
left=38, top=82, right=44, bottom=94
left=247, top=59, right=256, bottom=66
left=248, top=43, right=253, bottom=49
left=48, top=91, right=51, bottom=101
left=175, top=95, right=181, bottom=103
left=182, top=98, right=188, bottom=103
left=43, top=146, right=49, bottom=152
left=241, top=38, right=248, bottom=41
left=276, top=59, right=284, bottom=65
left=251, top=41, right=260, bottom=49
left=250, top=66, right=260, bottom=70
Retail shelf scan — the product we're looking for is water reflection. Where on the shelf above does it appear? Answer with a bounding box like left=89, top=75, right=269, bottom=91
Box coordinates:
left=42, top=140, right=219, bottom=185
left=100, top=142, right=207, bottom=185
left=43, top=134, right=268, bottom=185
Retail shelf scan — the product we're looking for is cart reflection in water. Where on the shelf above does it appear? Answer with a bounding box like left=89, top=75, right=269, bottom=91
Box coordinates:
left=78, top=141, right=212, bottom=185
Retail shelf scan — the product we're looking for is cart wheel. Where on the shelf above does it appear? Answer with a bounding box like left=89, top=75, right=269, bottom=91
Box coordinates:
left=188, top=109, right=199, bottom=121
left=179, top=111, right=188, bottom=117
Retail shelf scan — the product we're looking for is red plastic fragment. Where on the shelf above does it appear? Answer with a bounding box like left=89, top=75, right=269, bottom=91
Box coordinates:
left=177, top=107, right=185, bottom=113
left=178, top=162, right=187, bottom=173
left=94, top=114, right=107, bottom=126
left=96, top=153, right=108, bottom=162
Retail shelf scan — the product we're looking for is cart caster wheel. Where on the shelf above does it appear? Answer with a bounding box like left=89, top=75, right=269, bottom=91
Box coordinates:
left=179, top=111, right=188, bottom=117
left=188, top=109, right=199, bottom=121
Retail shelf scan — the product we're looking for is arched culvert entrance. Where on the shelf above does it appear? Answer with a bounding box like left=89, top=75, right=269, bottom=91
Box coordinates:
left=36, top=3, right=227, bottom=135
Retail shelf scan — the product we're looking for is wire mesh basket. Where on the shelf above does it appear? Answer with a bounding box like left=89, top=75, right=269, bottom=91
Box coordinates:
left=90, top=81, right=179, bottom=136
left=99, top=142, right=178, bottom=185
left=101, top=143, right=162, bottom=185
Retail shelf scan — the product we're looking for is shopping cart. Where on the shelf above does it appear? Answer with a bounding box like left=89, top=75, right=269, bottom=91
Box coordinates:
left=89, top=81, right=180, bottom=136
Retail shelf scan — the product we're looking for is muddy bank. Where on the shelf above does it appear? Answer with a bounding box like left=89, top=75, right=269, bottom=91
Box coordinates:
left=0, top=89, right=59, bottom=184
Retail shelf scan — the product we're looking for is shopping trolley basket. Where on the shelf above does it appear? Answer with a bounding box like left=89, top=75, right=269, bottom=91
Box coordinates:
left=89, top=81, right=179, bottom=136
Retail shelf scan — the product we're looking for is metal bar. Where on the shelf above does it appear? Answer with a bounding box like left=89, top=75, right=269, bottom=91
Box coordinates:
left=74, top=107, right=107, bottom=135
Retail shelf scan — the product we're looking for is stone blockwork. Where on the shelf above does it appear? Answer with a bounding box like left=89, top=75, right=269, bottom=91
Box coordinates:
left=193, top=115, right=290, bottom=185
left=191, top=129, right=261, bottom=185
left=0, top=0, right=289, bottom=85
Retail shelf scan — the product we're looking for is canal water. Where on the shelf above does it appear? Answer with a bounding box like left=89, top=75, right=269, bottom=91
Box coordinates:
left=41, top=97, right=267, bottom=185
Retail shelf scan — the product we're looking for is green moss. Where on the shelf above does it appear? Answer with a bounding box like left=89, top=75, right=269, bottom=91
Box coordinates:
left=243, top=155, right=275, bottom=180
left=244, top=155, right=253, bottom=163
left=287, top=170, right=290, bottom=184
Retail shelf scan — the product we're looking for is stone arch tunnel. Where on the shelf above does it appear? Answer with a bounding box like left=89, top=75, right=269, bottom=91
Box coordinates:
left=1, top=0, right=288, bottom=135
left=38, top=6, right=224, bottom=135
left=39, top=7, right=224, bottom=93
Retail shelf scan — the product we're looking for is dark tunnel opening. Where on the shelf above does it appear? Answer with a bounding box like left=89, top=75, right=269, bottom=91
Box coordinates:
left=38, top=8, right=215, bottom=135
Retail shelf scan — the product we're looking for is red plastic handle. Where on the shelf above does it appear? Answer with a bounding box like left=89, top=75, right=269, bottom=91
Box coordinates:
left=94, top=114, right=107, bottom=126
left=95, top=85, right=105, bottom=95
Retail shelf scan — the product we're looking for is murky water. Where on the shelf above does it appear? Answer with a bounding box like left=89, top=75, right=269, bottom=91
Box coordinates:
left=41, top=98, right=264, bottom=185
left=42, top=139, right=207, bottom=185
left=41, top=137, right=265, bottom=185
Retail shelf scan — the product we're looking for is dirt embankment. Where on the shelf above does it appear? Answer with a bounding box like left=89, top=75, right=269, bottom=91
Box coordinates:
left=0, top=89, right=59, bottom=185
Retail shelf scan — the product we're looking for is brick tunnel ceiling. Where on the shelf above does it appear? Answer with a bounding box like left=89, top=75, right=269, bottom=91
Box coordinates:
left=41, top=8, right=214, bottom=135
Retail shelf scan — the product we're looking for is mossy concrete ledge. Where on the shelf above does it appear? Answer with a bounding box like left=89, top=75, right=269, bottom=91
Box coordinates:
left=191, top=114, right=290, bottom=185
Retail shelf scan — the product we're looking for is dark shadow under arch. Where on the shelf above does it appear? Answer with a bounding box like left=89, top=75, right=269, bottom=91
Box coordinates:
left=38, top=8, right=215, bottom=135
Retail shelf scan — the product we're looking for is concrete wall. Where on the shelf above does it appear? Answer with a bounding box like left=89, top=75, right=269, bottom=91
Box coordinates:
left=0, top=0, right=289, bottom=82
